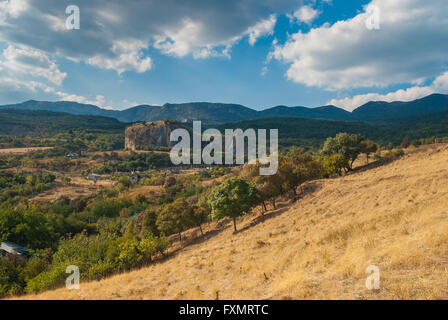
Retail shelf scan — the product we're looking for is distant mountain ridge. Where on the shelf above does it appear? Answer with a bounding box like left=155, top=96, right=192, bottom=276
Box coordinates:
left=1, top=93, right=448, bottom=123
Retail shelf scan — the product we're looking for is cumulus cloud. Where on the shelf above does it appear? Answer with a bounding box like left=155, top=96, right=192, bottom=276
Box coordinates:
left=291, top=5, right=319, bottom=24
left=433, top=71, right=448, bottom=91
left=0, top=43, right=70, bottom=104
left=0, top=44, right=111, bottom=108
left=272, top=0, right=448, bottom=90
left=0, top=0, right=28, bottom=24
left=1, top=45, right=66, bottom=85
left=0, top=0, right=297, bottom=73
left=87, top=40, right=152, bottom=74
left=246, top=14, right=277, bottom=46
left=0, top=0, right=302, bottom=105
left=327, top=71, right=448, bottom=111
left=327, top=86, right=436, bottom=111
left=53, top=92, right=112, bottom=109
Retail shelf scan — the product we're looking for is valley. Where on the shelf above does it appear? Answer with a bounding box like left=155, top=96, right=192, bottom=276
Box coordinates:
left=18, top=143, right=448, bottom=300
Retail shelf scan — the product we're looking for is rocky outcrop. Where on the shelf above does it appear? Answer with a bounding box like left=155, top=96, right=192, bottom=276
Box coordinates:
left=125, top=120, right=189, bottom=150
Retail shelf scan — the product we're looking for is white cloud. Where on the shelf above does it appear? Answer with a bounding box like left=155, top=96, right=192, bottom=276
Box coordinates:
left=327, top=71, right=448, bottom=111
left=53, top=92, right=112, bottom=109
left=0, top=0, right=28, bottom=24
left=0, top=44, right=111, bottom=108
left=261, top=66, right=269, bottom=77
left=327, top=86, right=435, bottom=111
left=1, top=45, right=66, bottom=85
left=433, top=71, right=448, bottom=91
left=153, top=14, right=277, bottom=58
left=87, top=40, right=152, bottom=74
left=291, top=5, right=319, bottom=24
left=153, top=18, right=236, bottom=59
left=272, top=0, right=448, bottom=90
left=0, top=0, right=298, bottom=73
left=246, top=14, right=277, bottom=46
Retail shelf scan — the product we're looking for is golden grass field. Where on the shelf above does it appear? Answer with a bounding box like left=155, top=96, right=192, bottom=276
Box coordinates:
left=0, top=147, right=53, bottom=155
left=30, top=176, right=116, bottom=202
left=20, top=144, right=448, bottom=300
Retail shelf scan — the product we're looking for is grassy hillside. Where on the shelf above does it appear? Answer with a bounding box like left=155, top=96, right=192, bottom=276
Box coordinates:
left=21, top=144, right=448, bottom=300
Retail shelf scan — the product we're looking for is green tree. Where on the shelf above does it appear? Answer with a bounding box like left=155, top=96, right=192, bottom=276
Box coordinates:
left=319, top=154, right=348, bottom=177
left=207, top=178, right=258, bottom=232
left=0, top=208, right=58, bottom=250
left=138, top=209, right=159, bottom=237
left=321, top=133, right=364, bottom=170
left=360, top=139, right=378, bottom=164
left=156, top=198, right=193, bottom=240
left=281, top=147, right=322, bottom=197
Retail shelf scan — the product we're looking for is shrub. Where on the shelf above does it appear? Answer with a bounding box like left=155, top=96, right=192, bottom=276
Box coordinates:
left=88, top=261, right=116, bottom=280
left=383, top=149, right=405, bottom=159
left=25, top=263, right=67, bottom=293
left=319, top=153, right=348, bottom=177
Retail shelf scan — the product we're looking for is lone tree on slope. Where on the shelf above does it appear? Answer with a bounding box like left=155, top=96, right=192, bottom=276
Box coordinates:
left=207, top=177, right=258, bottom=232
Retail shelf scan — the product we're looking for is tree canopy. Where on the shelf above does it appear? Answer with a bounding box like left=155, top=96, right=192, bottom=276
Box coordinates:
left=207, top=178, right=259, bottom=232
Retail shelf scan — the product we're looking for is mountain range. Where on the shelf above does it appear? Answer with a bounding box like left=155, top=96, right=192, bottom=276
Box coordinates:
left=1, top=93, right=448, bottom=124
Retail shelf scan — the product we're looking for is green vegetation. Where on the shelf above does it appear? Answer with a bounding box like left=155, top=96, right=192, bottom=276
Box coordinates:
left=0, top=172, right=56, bottom=204
left=93, top=152, right=172, bottom=173
left=219, top=111, right=448, bottom=151
left=0, top=109, right=125, bottom=153
left=1, top=107, right=441, bottom=299
left=207, top=178, right=259, bottom=232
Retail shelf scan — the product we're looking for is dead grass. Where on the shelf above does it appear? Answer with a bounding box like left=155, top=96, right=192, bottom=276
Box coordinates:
left=0, top=147, right=53, bottom=155
left=30, top=176, right=115, bottom=202
left=17, top=144, right=448, bottom=300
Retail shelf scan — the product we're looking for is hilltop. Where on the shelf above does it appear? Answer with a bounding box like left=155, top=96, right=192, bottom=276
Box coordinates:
left=0, top=109, right=126, bottom=136
left=2, top=93, right=448, bottom=124
left=5, top=108, right=448, bottom=152
left=21, top=143, right=448, bottom=300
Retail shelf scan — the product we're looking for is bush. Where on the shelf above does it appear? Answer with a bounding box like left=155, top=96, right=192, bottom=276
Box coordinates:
left=0, top=257, right=26, bottom=297
left=88, top=261, right=117, bottom=280
left=319, top=153, right=348, bottom=177
left=25, top=263, right=67, bottom=293
left=383, top=149, right=405, bottom=159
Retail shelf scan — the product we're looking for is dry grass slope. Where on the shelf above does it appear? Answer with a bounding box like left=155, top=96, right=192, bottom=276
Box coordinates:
left=21, top=144, right=448, bottom=300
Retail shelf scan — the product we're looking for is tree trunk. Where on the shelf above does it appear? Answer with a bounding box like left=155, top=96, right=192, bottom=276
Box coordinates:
left=272, top=198, right=276, bottom=209
left=198, top=224, right=204, bottom=236
left=350, top=159, right=355, bottom=170
left=178, top=232, right=182, bottom=241
left=233, top=217, right=237, bottom=232
left=262, top=201, right=267, bottom=212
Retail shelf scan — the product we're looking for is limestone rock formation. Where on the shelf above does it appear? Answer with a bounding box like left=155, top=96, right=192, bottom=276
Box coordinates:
left=125, top=120, right=189, bottom=151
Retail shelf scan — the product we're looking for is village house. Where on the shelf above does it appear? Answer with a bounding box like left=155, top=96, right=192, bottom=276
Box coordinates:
left=87, top=173, right=102, bottom=181
left=0, top=241, right=28, bottom=260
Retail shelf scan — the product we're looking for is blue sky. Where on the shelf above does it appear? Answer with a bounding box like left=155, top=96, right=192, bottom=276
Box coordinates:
left=0, top=0, right=447, bottom=111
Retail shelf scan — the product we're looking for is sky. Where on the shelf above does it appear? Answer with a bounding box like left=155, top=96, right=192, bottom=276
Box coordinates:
left=0, top=0, right=447, bottom=111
